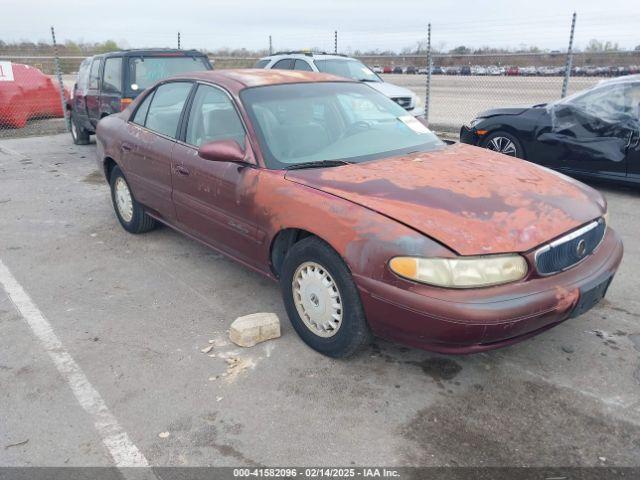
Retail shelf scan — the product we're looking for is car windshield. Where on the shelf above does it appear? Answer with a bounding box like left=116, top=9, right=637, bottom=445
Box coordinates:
left=128, top=56, right=209, bottom=91
left=314, top=59, right=381, bottom=83
left=240, top=82, right=444, bottom=170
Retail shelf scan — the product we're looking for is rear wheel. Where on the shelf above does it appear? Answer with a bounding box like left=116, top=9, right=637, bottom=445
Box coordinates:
left=70, top=112, right=90, bottom=145
left=482, top=131, right=525, bottom=159
left=109, top=166, right=156, bottom=234
left=280, top=237, right=371, bottom=358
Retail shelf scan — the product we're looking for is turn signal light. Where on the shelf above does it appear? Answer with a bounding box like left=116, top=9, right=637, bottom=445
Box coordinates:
left=120, top=98, right=133, bottom=111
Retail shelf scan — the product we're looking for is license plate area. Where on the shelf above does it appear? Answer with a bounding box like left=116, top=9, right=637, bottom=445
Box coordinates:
left=571, top=275, right=612, bottom=318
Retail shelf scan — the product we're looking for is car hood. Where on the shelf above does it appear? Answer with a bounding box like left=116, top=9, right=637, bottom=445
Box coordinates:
left=284, top=144, right=605, bottom=255
left=477, top=107, right=531, bottom=118
left=366, top=81, right=415, bottom=99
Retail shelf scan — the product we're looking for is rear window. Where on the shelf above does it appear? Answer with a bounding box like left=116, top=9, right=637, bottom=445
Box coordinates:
left=127, top=56, right=209, bottom=91
left=76, top=58, right=91, bottom=93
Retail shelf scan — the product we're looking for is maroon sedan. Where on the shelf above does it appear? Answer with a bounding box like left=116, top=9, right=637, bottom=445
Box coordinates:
left=96, top=69, right=623, bottom=358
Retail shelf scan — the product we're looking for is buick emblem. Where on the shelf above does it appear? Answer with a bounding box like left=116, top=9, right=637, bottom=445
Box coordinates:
left=576, top=239, right=587, bottom=258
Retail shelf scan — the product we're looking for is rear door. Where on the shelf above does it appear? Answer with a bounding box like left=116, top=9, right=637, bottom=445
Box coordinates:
left=86, top=57, right=102, bottom=126
left=120, top=81, right=194, bottom=222
left=100, top=56, right=123, bottom=117
left=72, top=58, right=92, bottom=129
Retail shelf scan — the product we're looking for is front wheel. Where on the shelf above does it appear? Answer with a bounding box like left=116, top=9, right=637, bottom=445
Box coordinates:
left=482, top=131, right=525, bottom=159
left=280, top=237, right=371, bottom=358
left=109, top=166, right=156, bottom=234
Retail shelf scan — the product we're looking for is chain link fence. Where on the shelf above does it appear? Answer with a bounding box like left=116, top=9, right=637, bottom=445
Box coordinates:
left=0, top=27, right=75, bottom=137
left=355, top=50, right=640, bottom=135
left=1, top=15, right=639, bottom=139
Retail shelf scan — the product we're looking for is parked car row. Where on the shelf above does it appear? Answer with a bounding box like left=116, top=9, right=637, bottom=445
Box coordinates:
left=370, top=64, right=640, bottom=77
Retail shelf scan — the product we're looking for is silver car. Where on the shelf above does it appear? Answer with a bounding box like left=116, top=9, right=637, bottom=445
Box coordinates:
left=254, top=51, right=422, bottom=115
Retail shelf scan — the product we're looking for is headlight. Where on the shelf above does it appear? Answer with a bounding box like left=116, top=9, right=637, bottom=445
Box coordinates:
left=603, top=211, right=609, bottom=226
left=413, top=95, right=423, bottom=108
left=389, top=255, right=528, bottom=288
left=468, top=118, right=483, bottom=128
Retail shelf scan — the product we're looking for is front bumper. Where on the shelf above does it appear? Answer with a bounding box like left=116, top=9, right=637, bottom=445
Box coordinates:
left=355, top=228, right=623, bottom=354
left=459, top=125, right=480, bottom=145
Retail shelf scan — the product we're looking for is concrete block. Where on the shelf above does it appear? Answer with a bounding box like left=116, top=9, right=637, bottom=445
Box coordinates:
left=229, top=312, right=281, bottom=347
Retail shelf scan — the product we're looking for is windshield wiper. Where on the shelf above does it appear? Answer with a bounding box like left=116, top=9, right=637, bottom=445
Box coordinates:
left=285, top=160, right=351, bottom=170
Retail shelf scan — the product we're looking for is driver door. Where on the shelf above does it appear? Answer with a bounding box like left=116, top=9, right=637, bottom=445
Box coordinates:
left=171, top=83, right=263, bottom=267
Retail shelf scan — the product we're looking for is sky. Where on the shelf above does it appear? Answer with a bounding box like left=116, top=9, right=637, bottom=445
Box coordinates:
left=2, top=0, right=639, bottom=52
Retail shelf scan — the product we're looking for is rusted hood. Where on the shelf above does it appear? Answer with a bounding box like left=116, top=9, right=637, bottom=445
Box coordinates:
left=285, top=144, right=606, bottom=255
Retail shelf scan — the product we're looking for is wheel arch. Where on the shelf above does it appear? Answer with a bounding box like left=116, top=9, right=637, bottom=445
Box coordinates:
left=269, top=228, right=344, bottom=279
left=102, top=156, right=118, bottom=182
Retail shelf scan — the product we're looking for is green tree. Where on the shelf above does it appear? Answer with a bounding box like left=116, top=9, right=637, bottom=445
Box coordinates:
left=585, top=39, right=620, bottom=52
left=94, top=40, right=120, bottom=54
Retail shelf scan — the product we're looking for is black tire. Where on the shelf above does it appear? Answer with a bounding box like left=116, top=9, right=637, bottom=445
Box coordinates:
left=280, top=237, right=371, bottom=358
left=70, top=112, right=90, bottom=145
left=109, top=166, right=156, bottom=234
left=481, top=130, right=525, bottom=159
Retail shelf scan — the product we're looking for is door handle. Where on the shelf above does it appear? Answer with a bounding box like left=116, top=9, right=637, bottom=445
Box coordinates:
left=121, top=144, right=132, bottom=152
left=175, top=165, right=190, bottom=176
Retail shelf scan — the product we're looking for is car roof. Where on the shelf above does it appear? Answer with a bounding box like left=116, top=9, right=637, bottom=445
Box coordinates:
left=598, top=74, right=640, bottom=86
left=259, top=51, right=353, bottom=62
left=169, top=68, right=352, bottom=93
left=93, top=49, right=206, bottom=58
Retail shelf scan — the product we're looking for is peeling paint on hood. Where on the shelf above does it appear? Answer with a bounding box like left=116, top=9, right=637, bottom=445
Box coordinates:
left=285, top=143, right=606, bottom=255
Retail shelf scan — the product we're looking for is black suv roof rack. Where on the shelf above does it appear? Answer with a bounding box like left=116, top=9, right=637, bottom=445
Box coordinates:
left=272, top=50, right=348, bottom=57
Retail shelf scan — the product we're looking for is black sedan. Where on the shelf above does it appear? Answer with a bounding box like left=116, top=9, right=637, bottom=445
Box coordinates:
left=460, top=75, right=640, bottom=185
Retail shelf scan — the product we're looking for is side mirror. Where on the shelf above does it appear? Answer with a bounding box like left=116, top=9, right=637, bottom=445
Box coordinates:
left=198, top=139, right=248, bottom=164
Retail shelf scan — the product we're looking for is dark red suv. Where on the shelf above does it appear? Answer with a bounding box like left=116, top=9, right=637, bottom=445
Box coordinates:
left=68, top=49, right=212, bottom=145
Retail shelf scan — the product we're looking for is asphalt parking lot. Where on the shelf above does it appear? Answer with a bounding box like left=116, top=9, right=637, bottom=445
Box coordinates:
left=1, top=133, right=639, bottom=467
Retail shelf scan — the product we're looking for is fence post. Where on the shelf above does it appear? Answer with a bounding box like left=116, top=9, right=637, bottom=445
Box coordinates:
left=561, top=12, right=577, bottom=98
left=50, top=26, right=70, bottom=132
left=334, top=30, right=338, bottom=54
left=424, top=23, right=432, bottom=122
left=178, top=32, right=181, bottom=49
left=269, top=35, right=273, bottom=55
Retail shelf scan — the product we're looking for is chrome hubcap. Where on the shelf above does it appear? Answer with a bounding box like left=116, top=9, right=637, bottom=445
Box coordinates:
left=487, top=136, right=517, bottom=156
left=114, top=177, right=133, bottom=223
left=292, top=261, right=343, bottom=338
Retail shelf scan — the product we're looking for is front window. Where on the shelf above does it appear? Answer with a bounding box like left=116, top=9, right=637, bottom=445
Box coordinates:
left=314, top=59, right=381, bottom=83
left=241, top=82, right=443, bottom=169
left=102, top=57, right=122, bottom=94
left=128, top=56, right=209, bottom=91
left=185, top=85, right=245, bottom=148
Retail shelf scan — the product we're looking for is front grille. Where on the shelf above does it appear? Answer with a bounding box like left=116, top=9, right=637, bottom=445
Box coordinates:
left=535, top=219, right=606, bottom=275
left=393, top=97, right=412, bottom=109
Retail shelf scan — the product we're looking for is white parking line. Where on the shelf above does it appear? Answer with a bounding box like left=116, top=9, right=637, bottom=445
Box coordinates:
left=0, top=258, right=149, bottom=467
